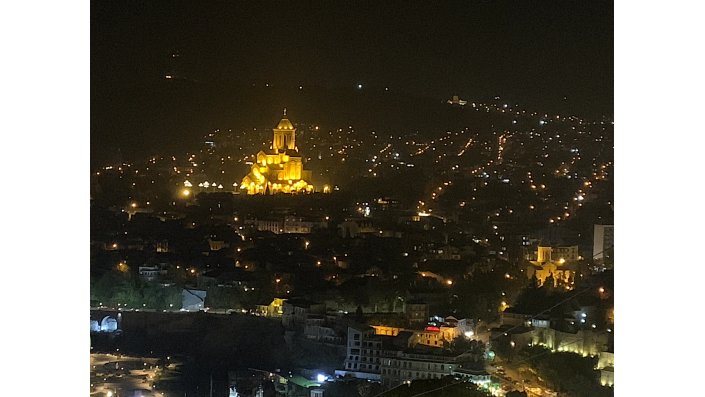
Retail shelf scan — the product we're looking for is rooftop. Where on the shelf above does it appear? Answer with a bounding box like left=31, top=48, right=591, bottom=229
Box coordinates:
left=276, top=117, right=295, bottom=130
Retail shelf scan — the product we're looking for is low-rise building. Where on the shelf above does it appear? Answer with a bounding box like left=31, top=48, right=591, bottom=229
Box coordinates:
left=380, top=348, right=485, bottom=389
left=405, top=301, right=429, bottom=328
left=155, top=240, right=170, bottom=253
left=531, top=327, right=610, bottom=357
left=282, top=298, right=326, bottom=330
left=499, top=307, right=611, bottom=358
left=207, top=238, right=228, bottom=251
left=338, top=218, right=377, bottom=238
left=304, top=315, right=345, bottom=345
left=526, top=245, right=579, bottom=287
left=447, top=95, right=468, bottom=106
left=501, top=308, right=533, bottom=327
left=411, top=327, right=446, bottom=348
left=256, top=297, right=287, bottom=318
left=372, top=325, right=403, bottom=337
left=490, top=325, right=534, bottom=351
left=597, top=351, right=614, bottom=387
left=138, top=264, right=168, bottom=282
left=246, top=216, right=328, bottom=234
left=372, top=316, right=474, bottom=349
left=430, top=245, right=462, bottom=260
left=381, top=351, right=457, bottom=388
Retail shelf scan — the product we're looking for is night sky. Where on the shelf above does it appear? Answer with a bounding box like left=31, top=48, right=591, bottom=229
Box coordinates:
left=91, top=0, right=613, bottom=163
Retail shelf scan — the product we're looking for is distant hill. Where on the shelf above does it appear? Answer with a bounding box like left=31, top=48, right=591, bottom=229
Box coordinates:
left=90, top=78, right=599, bottom=165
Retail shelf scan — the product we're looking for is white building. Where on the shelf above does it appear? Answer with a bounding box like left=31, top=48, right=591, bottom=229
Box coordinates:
left=247, top=216, right=328, bottom=234
left=447, top=95, right=468, bottom=106
left=381, top=352, right=457, bottom=388
left=380, top=350, right=489, bottom=389
left=138, top=265, right=167, bottom=282
left=593, top=225, right=614, bottom=265
left=182, top=288, right=207, bottom=311
left=336, top=326, right=384, bottom=381
left=282, top=299, right=326, bottom=330
left=597, top=351, right=614, bottom=386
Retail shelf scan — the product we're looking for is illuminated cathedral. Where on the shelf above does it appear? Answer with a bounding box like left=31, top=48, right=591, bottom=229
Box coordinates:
left=240, top=110, right=315, bottom=194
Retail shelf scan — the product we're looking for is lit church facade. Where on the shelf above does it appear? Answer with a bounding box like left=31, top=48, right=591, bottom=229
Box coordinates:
left=240, top=111, right=315, bottom=194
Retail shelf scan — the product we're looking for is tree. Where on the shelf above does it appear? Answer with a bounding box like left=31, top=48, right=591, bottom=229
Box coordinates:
left=357, top=381, right=372, bottom=397
left=324, top=381, right=383, bottom=397
left=491, top=335, right=513, bottom=361
left=449, top=337, right=486, bottom=369
left=449, top=336, right=484, bottom=355
left=91, top=269, right=181, bottom=310
left=381, top=377, right=489, bottom=397
left=544, top=273, right=556, bottom=289
left=355, top=305, right=364, bottom=322
left=527, top=273, right=539, bottom=290
left=521, top=346, right=611, bottom=397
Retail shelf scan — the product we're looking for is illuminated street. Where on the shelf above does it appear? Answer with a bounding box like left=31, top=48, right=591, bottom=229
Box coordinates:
left=487, top=359, right=558, bottom=397
left=90, top=354, right=178, bottom=397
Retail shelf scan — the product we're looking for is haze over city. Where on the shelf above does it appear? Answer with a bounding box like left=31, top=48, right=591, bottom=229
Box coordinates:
left=92, top=1, right=613, bottom=164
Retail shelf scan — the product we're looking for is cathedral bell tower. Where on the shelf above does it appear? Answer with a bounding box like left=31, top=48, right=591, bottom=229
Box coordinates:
left=272, top=108, right=296, bottom=151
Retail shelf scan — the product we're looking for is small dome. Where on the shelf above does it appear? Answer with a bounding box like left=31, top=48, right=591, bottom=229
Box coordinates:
left=276, top=117, right=295, bottom=130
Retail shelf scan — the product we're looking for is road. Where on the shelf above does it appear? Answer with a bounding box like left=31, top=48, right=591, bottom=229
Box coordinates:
left=91, top=306, right=251, bottom=315
left=486, top=357, right=558, bottom=397
left=473, top=322, right=559, bottom=397
left=90, top=353, right=171, bottom=397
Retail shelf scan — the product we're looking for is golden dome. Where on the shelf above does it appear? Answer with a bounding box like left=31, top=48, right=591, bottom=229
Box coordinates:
left=276, top=117, right=294, bottom=130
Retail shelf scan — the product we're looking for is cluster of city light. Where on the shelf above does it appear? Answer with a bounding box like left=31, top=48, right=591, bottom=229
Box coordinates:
left=546, top=160, right=613, bottom=224
left=116, top=262, right=129, bottom=273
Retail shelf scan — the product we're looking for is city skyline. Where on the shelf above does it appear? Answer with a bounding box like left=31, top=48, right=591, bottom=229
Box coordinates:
left=89, top=2, right=616, bottom=397
left=91, top=1, right=613, bottom=164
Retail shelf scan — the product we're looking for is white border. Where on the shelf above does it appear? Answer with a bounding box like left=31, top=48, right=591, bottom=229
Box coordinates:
left=1, top=0, right=89, bottom=394
left=616, top=0, right=705, bottom=395
left=3, top=1, right=705, bottom=395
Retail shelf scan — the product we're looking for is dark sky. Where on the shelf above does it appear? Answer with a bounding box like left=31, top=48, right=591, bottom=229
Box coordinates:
left=91, top=0, right=613, bottom=162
